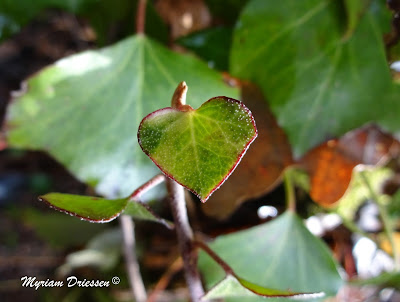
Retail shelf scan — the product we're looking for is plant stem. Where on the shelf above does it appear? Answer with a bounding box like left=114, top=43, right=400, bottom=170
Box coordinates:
left=284, top=169, right=296, bottom=212
left=121, top=174, right=166, bottom=301
left=136, top=0, right=147, bottom=35
left=166, top=81, right=204, bottom=301
left=194, top=240, right=235, bottom=276
left=360, top=170, right=399, bottom=270
left=128, top=174, right=166, bottom=201
left=166, top=179, right=205, bottom=302
left=120, top=215, right=147, bottom=302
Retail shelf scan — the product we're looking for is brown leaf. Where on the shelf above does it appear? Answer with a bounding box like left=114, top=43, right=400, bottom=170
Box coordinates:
left=300, top=125, right=400, bottom=206
left=201, top=82, right=293, bottom=219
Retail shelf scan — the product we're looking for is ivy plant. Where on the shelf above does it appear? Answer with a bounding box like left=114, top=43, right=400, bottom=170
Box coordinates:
left=3, top=0, right=400, bottom=301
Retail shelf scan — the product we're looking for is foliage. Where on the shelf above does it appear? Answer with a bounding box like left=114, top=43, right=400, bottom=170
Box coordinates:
left=2, top=0, right=400, bottom=301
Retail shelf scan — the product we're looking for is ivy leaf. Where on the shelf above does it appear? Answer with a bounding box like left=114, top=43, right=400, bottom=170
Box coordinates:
left=138, top=97, right=257, bottom=202
left=202, top=274, right=324, bottom=301
left=230, top=0, right=393, bottom=157
left=39, top=193, right=173, bottom=227
left=199, top=212, right=343, bottom=301
left=5, top=35, right=238, bottom=199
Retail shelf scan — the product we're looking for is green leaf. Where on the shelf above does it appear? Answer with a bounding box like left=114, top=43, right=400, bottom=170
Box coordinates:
left=199, top=212, right=343, bottom=301
left=6, top=35, right=238, bottom=199
left=202, top=274, right=324, bottom=300
left=39, top=192, right=173, bottom=226
left=39, top=193, right=128, bottom=222
left=178, top=27, right=233, bottom=70
left=230, top=0, right=393, bottom=156
left=137, top=97, right=257, bottom=202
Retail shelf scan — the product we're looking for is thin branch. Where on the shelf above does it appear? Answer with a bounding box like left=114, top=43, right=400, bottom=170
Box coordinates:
left=284, top=169, right=296, bottom=212
left=129, top=174, right=166, bottom=201
left=360, top=170, right=399, bottom=270
left=166, top=179, right=205, bottom=302
left=194, top=240, right=234, bottom=276
left=136, top=0, right=147, bottom=35
left=120, top=215, right=147, bottom=302
left=121, top=174, right=166, bottom=301
left=163, top=82, right=204, bottom=301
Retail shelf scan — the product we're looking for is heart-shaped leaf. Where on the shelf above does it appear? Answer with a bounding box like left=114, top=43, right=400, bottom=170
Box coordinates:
left=138, top=97, right=257, bottom=202
left=39, top=193, right=173, bottom=228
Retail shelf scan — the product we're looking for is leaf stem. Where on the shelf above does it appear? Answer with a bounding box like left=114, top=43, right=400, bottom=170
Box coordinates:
left=164, top=81, right=204, bottom=301
left=120, top=215, right=147, bottom=302
left=284, top=169, right=296, bottom=212
left=171, top=81, right=194, bottom=112
left=136, top=0, right=147, bottom=35
left=128, top=174, right=166, bottom=201
left=166, top=179, right=205, bottom=301
left=194, top=240, right=235, bottom=276
left=360, top=170, right=399, bottom=270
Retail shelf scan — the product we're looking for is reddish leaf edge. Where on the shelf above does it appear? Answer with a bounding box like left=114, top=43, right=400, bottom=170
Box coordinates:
left=38, top=195, right=124, bottom=223
left=137, top=96, right=258, bottom=203
left=205, top=275, right=325, bottom=299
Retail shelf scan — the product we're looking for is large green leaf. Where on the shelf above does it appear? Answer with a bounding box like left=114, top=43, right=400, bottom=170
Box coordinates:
left=138, top=97, right=257, bottom=202
left=230, top=0, right=393, bottom=156
left=6, top=35, right=238, bottom=198
left=199, top=211, right=343, bottom=301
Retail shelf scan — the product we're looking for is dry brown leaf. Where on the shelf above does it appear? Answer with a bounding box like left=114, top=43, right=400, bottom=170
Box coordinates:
left=300, top=125, right=400, bottom=206
left=201, top=82, right=293, bottom=219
